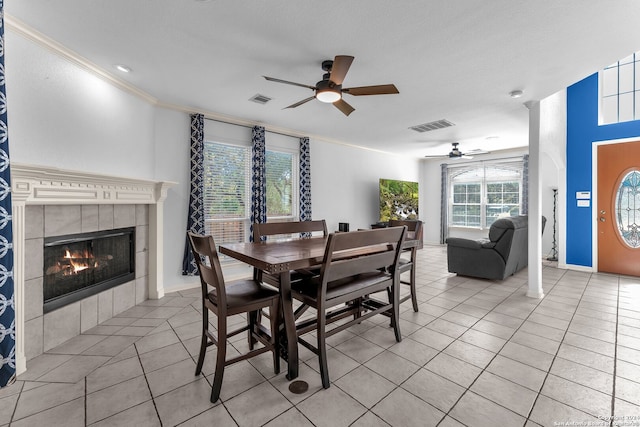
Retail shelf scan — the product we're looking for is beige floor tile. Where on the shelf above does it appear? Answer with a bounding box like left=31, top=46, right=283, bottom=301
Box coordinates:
left=443, top=340, right=495, bottom=369
left=486, top=355, right=546, bottom=392
left=37, top=354, right=110, bottom=383
left=470, top=371, right=537, bottom=416
left=11, top=397, right=84, bottom=427
left=0, top=394, right=19, bottom=425
left=471, top=319, right=516, bottom=340
left=499, top=341, right=555, bottom=371
left=364, top=350, right=420, bottom=385
left=510, top=330, right=561, bottom=355
left=449, top=391, right=525, bottom=427
left=615, top=376, right=640, bottom=406
left=86, top=355, right=145, bottom=393
left=178, top=404, right=238, bottom=427
left=89, top=401, right=160, bottom=427
left=17, top=353, right=74, bottom=381
left=425, top=352, right=482, bottom=388
left=402, top=368, right=465, bottom=413
left=146, top=357, right=201, bottom=398
left=372, top=387, right=444, bottom=427
left=13, top=381, right=85, bottom=421
left=529, top=395, right=603, bottom=427
left=387, top=337, right=438, bottom=367
left=426, top=318, right=468, bottom=338
left=334, top=336, right=385, bottom=364
left=550, top=357, right=613, bottom=394
left=225, top=381, right=292, bottom=427
left=335, top=365, right=396, bottom=408
left=154, top=378, right=217, bottom=426
left=557, top=343, right=614, bottom=374
left=46, top=334, right=107, bottom=355
left=86, top=376, right=151, bottom=424
left=458, top=328, right=507, bottom=353
left=408, top=327, right=455, bottom=351
left=82, top=335, right=141, bottom=357
left=349, top=410, right=392, bottom=427
left=541, top=374, right=611, bottom=418
left=134, top=328, right=180, bottom=354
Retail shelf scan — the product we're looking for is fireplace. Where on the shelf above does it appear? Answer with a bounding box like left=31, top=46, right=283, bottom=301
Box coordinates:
left=43, top=227, right=136, bottom=313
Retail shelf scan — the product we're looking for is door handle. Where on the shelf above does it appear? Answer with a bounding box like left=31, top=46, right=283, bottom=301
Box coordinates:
left=600, top=217, right=606, bottom=222
left=600, top=210, right=606, bottom=215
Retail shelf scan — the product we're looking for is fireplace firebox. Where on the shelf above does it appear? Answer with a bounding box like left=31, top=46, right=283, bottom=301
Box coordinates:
left=43, top=227, right=136, bottom=313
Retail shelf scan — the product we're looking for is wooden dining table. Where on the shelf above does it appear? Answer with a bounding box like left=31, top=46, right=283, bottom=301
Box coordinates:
left=219, top=231, right=420, bottom=380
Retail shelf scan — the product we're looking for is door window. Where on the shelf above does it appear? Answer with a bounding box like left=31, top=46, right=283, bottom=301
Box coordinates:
left=615, top=169, right=640, bottom=248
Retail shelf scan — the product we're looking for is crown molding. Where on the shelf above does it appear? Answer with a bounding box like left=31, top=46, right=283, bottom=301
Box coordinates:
left=5, top=13, right=158, bottom=105
left=6, top=14, right=403, bottom=158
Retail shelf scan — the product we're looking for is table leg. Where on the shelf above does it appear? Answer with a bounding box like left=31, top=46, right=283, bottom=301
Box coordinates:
left=279, top=271, right=299, bottom=380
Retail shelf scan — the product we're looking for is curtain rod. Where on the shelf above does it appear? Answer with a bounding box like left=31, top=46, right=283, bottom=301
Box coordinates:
left=203, top=117, right=305, bottom=140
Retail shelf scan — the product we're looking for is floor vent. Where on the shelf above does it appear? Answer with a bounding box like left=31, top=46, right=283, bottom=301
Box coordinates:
left=249, top=94, right=272, bottom=105
left=409, top=119, right=455, bottom=133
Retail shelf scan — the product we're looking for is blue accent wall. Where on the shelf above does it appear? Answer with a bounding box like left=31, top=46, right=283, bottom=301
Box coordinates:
left=566, top=73, right=640, bottom=266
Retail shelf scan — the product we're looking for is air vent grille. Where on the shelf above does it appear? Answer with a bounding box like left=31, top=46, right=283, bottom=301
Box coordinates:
left=249, top=94, right=272, bottom=104
left=409, top=119, right=455, bottom=133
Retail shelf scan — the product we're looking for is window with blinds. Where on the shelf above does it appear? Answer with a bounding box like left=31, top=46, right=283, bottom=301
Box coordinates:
left=449, top=160, right=523, bottom=229
left=203, top=141, right=298, bottom=251
left=203, top=141, right=251, bottom=246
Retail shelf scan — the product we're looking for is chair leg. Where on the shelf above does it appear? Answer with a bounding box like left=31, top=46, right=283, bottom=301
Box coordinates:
left=210, top=315, right=228, bottom=403
left=269, top=299, right=280, bottom=374
left=391, top=283, right=402, bottom=342
left=317, top=307, right=330, bottom=389
left=248, top=311, right=258, bottom=350
left=195, top=307, right=209, bottom=376
left=409, top=264, right=419, bottom=312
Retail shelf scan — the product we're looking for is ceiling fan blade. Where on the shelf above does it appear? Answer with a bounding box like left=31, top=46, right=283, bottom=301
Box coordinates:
left=285, top=96, right=315, bottom=109
left=343, top=84, right=399, bottom=96
left=329, top=55, right=354, bottom=85
left=333, top=99, right=355, bottom=116
left=263, top=76, right=316, bottom=90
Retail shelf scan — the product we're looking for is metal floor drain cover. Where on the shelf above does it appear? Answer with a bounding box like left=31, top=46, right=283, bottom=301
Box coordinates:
left=288, top=380, right=309, bottom=394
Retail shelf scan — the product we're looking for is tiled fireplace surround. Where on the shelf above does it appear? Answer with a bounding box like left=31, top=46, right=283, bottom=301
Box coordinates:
left=11, top=163, right=174, bottom=376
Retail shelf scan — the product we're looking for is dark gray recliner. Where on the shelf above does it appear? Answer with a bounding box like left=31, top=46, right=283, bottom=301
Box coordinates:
left=446, top=216, right=532, bottom=280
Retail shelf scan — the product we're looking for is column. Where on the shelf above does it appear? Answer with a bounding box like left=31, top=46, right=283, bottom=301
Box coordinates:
left=526, top=101, right=544, bottom=298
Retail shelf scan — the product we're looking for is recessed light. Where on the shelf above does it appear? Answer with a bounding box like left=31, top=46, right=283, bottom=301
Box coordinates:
left=509, top=90, right=524, bottom=98
left=115, top=65, right=131, bottom=73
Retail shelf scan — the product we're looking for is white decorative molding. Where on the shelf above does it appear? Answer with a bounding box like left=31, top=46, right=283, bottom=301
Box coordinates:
left=11, top=163, right=176, bottom=376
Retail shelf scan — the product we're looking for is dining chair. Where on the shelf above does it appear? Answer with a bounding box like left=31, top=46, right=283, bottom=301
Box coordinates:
left=388, top=219, right=423, bottom=312
left=291, top=226, right=407, bottom=388
left=252, top=219, right=328, bottom=287
left=187, top=232, right=281, bottom=403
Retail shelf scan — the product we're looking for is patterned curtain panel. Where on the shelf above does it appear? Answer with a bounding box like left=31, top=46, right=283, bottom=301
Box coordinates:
left=299, top=137, right=311, bottom=222
left=0, top=0, right=16, bottom=388
left=182, top=113, right=205, bottom=275
left=250, top=126, right=266, bottom=242
left=439, top=163, right=448, bottom=244
left=522, top=154, right=529, bottom=215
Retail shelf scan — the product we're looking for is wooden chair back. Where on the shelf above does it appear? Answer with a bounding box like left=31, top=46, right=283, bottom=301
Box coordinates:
left=253, top=219, right=328, bottom=242
left=187, top=232, right=226, bottom=307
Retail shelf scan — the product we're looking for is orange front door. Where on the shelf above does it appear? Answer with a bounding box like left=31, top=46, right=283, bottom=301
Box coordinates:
left=597, top=141, right=640, bottom=276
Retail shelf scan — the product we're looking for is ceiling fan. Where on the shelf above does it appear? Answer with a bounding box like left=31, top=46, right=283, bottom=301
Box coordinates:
left=263, top=55, right=399, bottom=116
left=424, top=142, right=489, bottom=159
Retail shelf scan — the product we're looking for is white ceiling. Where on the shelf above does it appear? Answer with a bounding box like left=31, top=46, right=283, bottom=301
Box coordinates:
left=7, top=0, right=640, bottom=158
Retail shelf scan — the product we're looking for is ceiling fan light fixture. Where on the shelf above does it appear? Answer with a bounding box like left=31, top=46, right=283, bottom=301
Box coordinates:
left=315, top=80, right=342, bottom=103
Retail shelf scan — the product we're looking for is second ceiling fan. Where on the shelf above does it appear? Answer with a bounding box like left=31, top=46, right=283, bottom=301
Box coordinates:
left=263, top=55, right=399, bottom=116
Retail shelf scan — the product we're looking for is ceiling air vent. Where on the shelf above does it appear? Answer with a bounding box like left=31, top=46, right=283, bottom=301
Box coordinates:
left=249, top=94, right=272, bottom=105
left=409, top=119, right=455, bottom=133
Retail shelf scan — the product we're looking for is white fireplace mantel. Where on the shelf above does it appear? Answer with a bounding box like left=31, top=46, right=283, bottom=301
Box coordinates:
left=11, top=163, right=176, bottom=375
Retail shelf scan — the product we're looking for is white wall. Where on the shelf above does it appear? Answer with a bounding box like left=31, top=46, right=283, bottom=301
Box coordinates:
left=7, top=29, right=422, bottom=293
left=6, top=31, right=156, bottom=178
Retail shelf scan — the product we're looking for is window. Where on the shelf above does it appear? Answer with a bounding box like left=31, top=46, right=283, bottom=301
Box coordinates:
left=449, top=161, right=523, bottom=229
left=203, top=141, right=298, bottom=250
left=600, top=51, right=640, bottom=124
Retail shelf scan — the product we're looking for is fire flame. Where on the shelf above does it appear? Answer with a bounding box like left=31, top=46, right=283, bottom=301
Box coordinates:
left=63, top=249, right=93, bottom=274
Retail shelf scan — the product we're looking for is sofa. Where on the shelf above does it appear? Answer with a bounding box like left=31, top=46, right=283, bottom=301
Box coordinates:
left=445, top=216, right=541, bottom=280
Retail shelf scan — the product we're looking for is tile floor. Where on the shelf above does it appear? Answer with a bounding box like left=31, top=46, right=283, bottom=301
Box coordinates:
left=2, top=245, right=640, bottom=426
